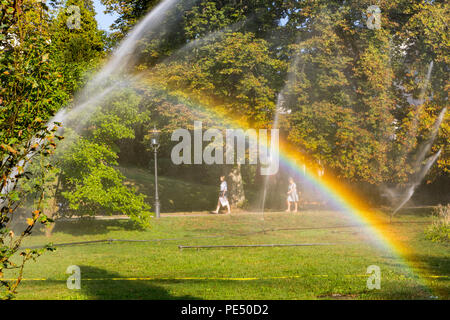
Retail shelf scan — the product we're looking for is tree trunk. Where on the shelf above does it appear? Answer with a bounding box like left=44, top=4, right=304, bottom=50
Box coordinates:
left=45, top=175, right=60, bottom=237
left=44, top=197, right=57, bottom=238
left=227, top=164, right=245, bottom=208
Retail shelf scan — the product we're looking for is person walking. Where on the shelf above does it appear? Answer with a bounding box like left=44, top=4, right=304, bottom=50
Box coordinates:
left=286, top=177, right=299, bottom=212
left=212, top=175, right=231, bottom=214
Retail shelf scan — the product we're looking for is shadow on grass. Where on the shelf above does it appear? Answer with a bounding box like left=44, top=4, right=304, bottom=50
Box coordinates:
left=410, top=253, right=450, bottom=286
left=28, top=218, right=143, bottom=236
left=379, top=252, right=449, bottom=299
left=79, top=265, right=200, bottom=300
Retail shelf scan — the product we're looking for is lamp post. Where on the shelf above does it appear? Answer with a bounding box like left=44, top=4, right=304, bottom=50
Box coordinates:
left=149, top=126, right=161, bottom=218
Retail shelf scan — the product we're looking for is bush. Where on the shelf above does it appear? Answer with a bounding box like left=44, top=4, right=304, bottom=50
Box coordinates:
left=425, top=204, right=449, bottom=243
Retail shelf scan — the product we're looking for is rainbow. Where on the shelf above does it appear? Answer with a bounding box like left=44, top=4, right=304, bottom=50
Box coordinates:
left=133, top=74, right=436, bottom=295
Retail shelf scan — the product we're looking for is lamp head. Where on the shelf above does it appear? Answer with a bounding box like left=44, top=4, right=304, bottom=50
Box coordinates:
left=149, top=126, right=160, bottom=149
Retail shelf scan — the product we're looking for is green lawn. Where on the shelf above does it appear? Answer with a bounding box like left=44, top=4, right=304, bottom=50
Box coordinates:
left=6, top=209, right=449, bottom=300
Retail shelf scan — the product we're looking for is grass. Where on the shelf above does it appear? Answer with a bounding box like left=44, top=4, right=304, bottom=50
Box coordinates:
left=119, top=166, right=218, bottom=212
left=5, top=208, right=449, bottom=300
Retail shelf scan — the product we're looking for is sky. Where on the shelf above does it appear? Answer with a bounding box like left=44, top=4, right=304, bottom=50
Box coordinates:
left=93, top=0, right=119, bottom=31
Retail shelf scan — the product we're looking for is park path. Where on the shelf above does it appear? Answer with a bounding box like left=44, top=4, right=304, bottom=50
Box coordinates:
left=59, top=210, right=275, bottom=220
left=57, top=205, right=433, bottom=220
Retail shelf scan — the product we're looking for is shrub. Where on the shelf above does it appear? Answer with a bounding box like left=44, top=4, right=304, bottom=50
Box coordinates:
left=425, top=204, right=449, bottom=243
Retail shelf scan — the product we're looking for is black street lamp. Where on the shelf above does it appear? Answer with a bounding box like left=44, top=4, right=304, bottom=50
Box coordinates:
left=149, top=126, right=161, bottom=218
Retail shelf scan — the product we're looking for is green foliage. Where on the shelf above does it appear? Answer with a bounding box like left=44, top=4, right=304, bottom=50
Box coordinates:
left=51, top=0, right=104, bottom=92
left=55, top=89, right=153, bottom=227
left=101, top=0, right=161, bottom=40
left=106, top=0, right=448, bottom=186
left=425, top=204, right=449, bottom=243
left=183, top=1, right=242, bottom=40
left=0, top=0, right=69, bottom=299
left=0, top=0, right=104, bottom=298
left=284, top=8, right=395, bottom=183
left=153, top=31, right=285, bottom=127
left=279, top=1, right=449, bottom=184
left=60, top=137, right=152, bottom=226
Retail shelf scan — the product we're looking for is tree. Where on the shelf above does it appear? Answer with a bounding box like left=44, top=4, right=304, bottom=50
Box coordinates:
left=54, top=88, right=153, bottom=226
left=52, top=0, right=104, bottom=93
left=100, top=0, right=448, bottom=203
left=0, top=0, right=67, bottom=299
left=282, top=0, right=448, bottom=185
left=146, top=30, right=284, bottom=206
